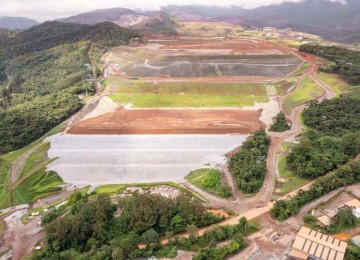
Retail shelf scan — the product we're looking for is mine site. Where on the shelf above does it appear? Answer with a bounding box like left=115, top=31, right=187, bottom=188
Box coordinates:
left=1, top=2, right=360, bottom=259
left=48, top=37, right=297, bottom=185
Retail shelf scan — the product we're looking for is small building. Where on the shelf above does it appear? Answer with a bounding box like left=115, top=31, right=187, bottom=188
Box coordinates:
left=351, top=235, right=360, bottom=247
left=344, top=199, right=360, bottom=209
left=288, top=227, right=347, bottom=260
left=352, top=208, right=360, bottom=218
left=317, top=215, right=331, bottom=227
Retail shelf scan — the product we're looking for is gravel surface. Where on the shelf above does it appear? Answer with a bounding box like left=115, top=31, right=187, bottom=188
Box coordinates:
left=46, top=134, right=248, bottom=185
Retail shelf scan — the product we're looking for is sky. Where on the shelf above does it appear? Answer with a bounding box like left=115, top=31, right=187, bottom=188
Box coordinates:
left=0, top=0, right=346, bottom=22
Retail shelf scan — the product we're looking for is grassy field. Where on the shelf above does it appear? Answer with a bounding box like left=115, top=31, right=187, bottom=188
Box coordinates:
left=0, top=123, right=65, bottom=209
left=107, top=80, right=269, bottom=107
left=186, top=168, right=232, bottom=198
left=94, top=184, right=126, bottom=195
left=277, top=155, right=309, bottom=194
left=13, top=169, right=63, bottom=204
left=19, top=142, right=50, bottom=179
left=283, top=76, right=324, bottom=114
left=317, top=72, right=345, bottom=97
left=293, top=63, right=310, bottom=77
left=176, top=22, right=244, bottom=37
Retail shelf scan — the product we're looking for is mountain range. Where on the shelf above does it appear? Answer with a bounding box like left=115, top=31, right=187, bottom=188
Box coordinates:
left=0, top=16, right=39, bottom=30
left=1, top=0, right=360, bottom=43
left=162, top=0, right=360, bottom=43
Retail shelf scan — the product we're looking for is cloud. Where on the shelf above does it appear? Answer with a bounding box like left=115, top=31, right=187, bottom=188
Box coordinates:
left=0, top=0, right=345, bottom=22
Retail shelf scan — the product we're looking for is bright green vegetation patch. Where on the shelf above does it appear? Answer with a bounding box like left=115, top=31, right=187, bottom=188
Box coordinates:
left=13, top=169, right=63, bottom=204
left=19, top=142, right=50, bottom=179
left=317, top=72, right=345, bottom=96
left=229, top=130, right=270, bottom=194
left=94, top=184, right=126, bottom=195
left=294, top=63, right=310, bottom=77
left=108, top=80, right=269, bottom=107
left=277, top=155, right=308, bottom=195
left=186, top=169, right=232, bottom=198
left=0, top=158, right=10, bottom=209
left=283, top=76, right=324, bottom=114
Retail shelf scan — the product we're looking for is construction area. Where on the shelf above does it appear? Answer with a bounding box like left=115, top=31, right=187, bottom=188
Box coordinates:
left=106, top=38, right=301, bottom=78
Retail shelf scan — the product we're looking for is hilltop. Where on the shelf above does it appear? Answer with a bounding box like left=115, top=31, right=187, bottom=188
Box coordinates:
left=0, top=16, right=39, bottom=30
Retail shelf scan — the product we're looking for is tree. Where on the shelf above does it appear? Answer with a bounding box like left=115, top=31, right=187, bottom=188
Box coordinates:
left=269, top=112, right=291, bottom=132
left=186, top=224, right=199, bottom=238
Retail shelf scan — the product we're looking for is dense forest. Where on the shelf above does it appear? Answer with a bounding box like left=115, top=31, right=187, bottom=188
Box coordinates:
left=299, top=44, right=360, bottom=85
left=286, top=130, right=360, bottom=178
left=229, top=129, right=270, bottom=193
left=31, top=192, right=256, bottom=259
left=303, top=98, right=360, bottom=136
left=0, top=22, right=137, bottom=153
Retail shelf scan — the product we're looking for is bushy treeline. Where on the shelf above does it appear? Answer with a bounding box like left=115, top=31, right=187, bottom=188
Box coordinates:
left=229, top=129, right=270, bottom=193
left=303, top=98, right=360, bottom=137
left=271, top=161, right=360, bottom=221
left=286, top=130, right=360, bottom=179
left=269, top=112, right=291, bottom=132
left=31, top=193, right=256, bottom=259
left=0, top=21, right=138, bottom=62
left=299, top=44, right=360, bottom=85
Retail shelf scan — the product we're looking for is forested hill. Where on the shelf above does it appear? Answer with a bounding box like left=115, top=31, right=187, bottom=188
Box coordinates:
left=0, top=21, right=137, bottom=62
left=0, top=22, right=137, bottom=153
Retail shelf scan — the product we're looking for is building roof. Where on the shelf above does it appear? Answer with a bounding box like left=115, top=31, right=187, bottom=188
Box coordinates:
left=351, top=235, right=360, bottom=244
left=317, top=215, right=332, bottom=226
left=345, top=199, right=360, bottom=208
left=292, top=227, right=347, bottom=260
left=288, top=248, right=308, bottom=260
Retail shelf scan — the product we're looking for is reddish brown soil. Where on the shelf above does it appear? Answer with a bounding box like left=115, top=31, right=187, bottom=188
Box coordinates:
left=162, top=39, right=283, bottom=51
left=68, top=108, right=264, bottom=135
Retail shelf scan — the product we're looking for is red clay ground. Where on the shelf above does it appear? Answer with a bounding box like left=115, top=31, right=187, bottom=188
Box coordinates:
left=159, top=38, right=286, bottom=55
left=68, top=108, right=264, bottom=135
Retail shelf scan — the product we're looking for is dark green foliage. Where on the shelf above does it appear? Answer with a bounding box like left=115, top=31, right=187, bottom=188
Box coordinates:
left=44, top=195, right=116, bottom=253
left=271, top=161, right=360, bottom=221
left=345, top=243, right=360, bottom=260
left=299, top=44, right=360, bottom=85
left=303, top=98, right=360, bottom=136
left=0, top=21, right=137, bottom=153
left=269, top=112, right=291, bottom=132
left=0, top=92, right=83, bottom=152
left=0, top=21, right=137, bottom=62
left=286, top=130, right=360, bottom=179
left=229, top=129, right=270, bottom=193
left=117, top=192, right=221, bottom=235
left=34, top=193, right=227, bottom=260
